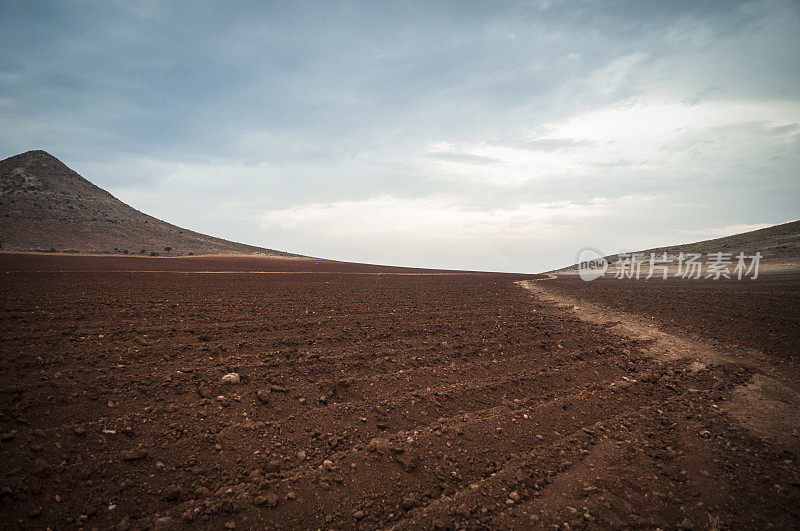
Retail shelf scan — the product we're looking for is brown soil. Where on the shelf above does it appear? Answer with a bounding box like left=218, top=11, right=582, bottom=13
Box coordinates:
left=1, top=254, right=799, bottom=529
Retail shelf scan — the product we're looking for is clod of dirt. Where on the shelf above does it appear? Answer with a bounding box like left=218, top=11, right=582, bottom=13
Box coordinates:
left=400, top=496, right=417, bottom=510
left=122, top=449, right=148, bottom=461
left=221, top=373, right=241, bottom=384
left=254, top=492, right=278, bottom=507
left=256, top=389, right=270, bottom=403
left=163, top=485, right=181, bottom=501
left=154, top=516, right=174, bottom=528
left=366, top=437, right=392, bottom=453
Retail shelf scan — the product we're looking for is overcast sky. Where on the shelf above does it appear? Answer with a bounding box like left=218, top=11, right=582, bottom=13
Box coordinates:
left=1, top=0, right=799, bottom=271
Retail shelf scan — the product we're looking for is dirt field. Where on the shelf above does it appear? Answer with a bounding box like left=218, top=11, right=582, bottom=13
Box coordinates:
left=1, top=254, right=799, bottom=529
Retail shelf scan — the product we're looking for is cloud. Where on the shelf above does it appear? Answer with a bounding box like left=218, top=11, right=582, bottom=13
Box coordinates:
left=418, top=98, right=800, bottom=187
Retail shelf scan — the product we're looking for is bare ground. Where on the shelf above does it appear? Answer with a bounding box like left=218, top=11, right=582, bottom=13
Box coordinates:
left=1, top=255, right=799, bottom=529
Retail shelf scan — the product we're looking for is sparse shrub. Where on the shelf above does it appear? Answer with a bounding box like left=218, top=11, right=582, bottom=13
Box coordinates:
left=150, top=251, right=159, bottom=256
left=164, top=246, right=172, bottom=252
left=140, top=249, right=146, bottom=254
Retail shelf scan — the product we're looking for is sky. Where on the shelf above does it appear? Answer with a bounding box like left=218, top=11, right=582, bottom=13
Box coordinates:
left=1, top=0, right=799, bottom=272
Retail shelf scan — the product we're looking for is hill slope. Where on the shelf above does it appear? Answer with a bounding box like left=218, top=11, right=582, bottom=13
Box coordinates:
left=553, top=219, right=800, bottom=272
left=0, top=150, right=297, bottom=256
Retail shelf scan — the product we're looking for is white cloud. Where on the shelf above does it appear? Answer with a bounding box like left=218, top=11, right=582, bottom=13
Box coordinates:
left=257, top=194, right=660, bottom=270
left=590, top=52, right=649, bottom=95
left=422, top=98, right=800, bottom=185
left=260, top=195, right=636, bottom=236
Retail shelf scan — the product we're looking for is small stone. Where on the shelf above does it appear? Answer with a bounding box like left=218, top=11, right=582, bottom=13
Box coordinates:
left=224, top=521, right=236, bottom=529
left=221, top=373, right=241, bottom=384
left=297, top=451, right=307, bottom=460
left=400, top=496, right=416, bottom=510
left=286, top=491, right=296, bottom=500
left=256, top=389, right=270, bottom=403
left=74, top=427, right=86, bottom=436
left=509, top=491, right=520, bottom=502
left=322, top=459, right=334, bottom=468
left=354, top=510, right=364, bottom=520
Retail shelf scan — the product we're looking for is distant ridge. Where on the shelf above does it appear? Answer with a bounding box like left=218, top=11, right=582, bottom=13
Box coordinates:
left=552, top=220, right=800, bottom=273
left=0, top=150, right=299, bottom=256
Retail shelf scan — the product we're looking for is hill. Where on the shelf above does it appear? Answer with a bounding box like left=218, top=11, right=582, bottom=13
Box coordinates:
left=0, top=150, right=297, bottom=256
left=553, top=219, right=800, bottom=272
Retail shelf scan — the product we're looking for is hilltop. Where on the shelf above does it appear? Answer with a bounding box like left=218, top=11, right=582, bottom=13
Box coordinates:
left=553, top=219, right=800, bottom=273
left=0, top=150, right=297, bottom=256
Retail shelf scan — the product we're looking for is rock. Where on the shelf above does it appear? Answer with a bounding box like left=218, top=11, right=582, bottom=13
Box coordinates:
left=297, top=451, right=307, bottom=460
left=509, top=490, right=520, bottom=502
left=322, top=459, right=334, bottom=469
left=221, top=373, right=241, bottom=384
left=256, top=389, right=270, bottom=403
left=354, top=510, right=364, bottom=520
left=74, top=427, right=87, bottom=436
left=224, top=521, right=236, bottom=529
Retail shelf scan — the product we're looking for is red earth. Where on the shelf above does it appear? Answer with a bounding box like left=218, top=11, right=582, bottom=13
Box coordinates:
left=1, top=254, right=799, bottom=530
